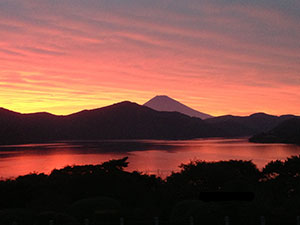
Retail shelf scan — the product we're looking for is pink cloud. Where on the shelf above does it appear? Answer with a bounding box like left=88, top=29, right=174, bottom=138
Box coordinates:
left=0, top=0, right=299, bottom=116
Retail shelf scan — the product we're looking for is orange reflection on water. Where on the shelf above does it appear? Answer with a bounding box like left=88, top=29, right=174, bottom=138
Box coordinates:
left=0, top=139, right=300, bottom=179
left=127, top=139, right=300, bottom=177
left=0, top=153, right=122, bottom=180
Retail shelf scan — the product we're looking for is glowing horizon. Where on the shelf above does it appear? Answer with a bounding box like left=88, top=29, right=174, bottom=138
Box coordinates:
left=1, top=0, right=299, bottom=117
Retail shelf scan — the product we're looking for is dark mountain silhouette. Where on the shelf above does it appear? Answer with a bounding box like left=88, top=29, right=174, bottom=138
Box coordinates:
left=205, top=113, right=297, bottom=137
left=144, top=95, right=213, bottom=119
left=62, top=101, right=219, bottom=140
left=0, top=102, right=221, bottom=145
left=249, top=117, right=300, bottom=144
left=0, top=102, right=298, bottom=145
left=0, top=108, right=64, bottom=145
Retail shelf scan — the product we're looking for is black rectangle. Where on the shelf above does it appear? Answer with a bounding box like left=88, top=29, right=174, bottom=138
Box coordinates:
left=199, top=192, right=254, bottom=202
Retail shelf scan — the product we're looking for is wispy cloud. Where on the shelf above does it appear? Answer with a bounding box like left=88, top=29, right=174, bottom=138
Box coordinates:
left=0, top=0, right=299, bottom=115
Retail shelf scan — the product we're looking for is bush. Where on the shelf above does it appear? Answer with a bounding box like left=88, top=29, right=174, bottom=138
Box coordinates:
left=69, top=196, right=121, bottom=223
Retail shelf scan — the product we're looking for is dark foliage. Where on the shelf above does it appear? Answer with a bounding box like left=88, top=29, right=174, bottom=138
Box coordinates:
left=0, top=156, right=300, bottom=224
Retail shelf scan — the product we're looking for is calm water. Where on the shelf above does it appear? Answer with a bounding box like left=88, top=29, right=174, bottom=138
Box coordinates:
left=0, top=138, right=300, bottom=179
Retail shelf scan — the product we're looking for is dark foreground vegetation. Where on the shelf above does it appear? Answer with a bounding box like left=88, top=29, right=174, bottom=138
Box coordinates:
left=1, top=156, right=300, bottom=225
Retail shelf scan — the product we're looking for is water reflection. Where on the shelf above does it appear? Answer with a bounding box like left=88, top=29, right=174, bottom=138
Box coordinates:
left=0, top=138, right=300, bottom=179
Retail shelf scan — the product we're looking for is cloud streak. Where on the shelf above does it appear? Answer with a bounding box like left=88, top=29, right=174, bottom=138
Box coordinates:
left=0, top=0, right=299, bottom=116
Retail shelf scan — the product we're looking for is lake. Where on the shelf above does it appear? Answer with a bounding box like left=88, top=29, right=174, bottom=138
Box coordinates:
left=0, top=138, right=300, bottom=179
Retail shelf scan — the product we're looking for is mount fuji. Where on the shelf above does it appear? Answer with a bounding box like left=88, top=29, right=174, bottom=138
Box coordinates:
left=144, top=95, right=213, bottom=119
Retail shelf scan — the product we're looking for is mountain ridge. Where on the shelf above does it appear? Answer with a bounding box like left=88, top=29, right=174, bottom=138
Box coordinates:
left=0, top=101, right=298, bottom=145
left=0, top=101, right=217, bottom=145
left=205, top=112, right=298, bottom=136
left=249, top=117, right=300, bottom=144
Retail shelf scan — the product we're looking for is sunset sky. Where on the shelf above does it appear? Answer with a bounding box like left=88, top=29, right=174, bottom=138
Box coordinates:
left=0, top=0, right=299, bottom=116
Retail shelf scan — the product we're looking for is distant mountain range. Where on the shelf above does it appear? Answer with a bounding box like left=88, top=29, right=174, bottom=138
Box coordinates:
left=249, top=117, right=300, bottom=144
left=0, top=100, right=298, bottom=145
left=205, top=113, right=296, bottom=137
left=144, top=95, right=213, bottom=119
left=0, top=102, right=217, bottom=145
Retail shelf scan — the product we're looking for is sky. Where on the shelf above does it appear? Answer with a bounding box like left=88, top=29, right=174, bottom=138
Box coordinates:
left=0, top=0, right=299, bottom=116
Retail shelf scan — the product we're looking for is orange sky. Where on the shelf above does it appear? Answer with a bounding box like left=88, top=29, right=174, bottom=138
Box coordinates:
left=0, top=0, right=299, bottom=116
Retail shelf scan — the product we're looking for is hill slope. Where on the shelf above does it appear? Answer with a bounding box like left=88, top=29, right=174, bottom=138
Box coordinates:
left=0, top=103, right=297, bottom=145
left=249, top=118, right=300, bottom=144
left=0, top=102, right=219, bottom=145
left=144, top=95, right=212, bottom=119
left=205, top=113, right=296, bottom=137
